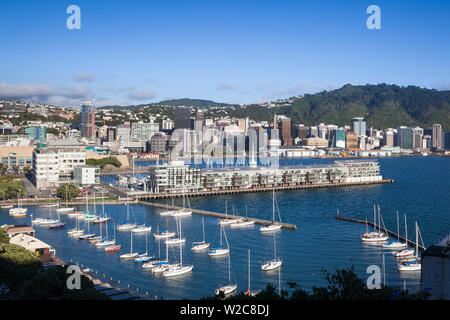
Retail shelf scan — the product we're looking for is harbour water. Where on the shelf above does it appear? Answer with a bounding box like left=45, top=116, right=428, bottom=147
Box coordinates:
left=1, top=156, right=449, bottom=299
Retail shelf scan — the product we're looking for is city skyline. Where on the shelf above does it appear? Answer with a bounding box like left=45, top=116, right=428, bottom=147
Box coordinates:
left=1, top=0, right=450, bottom=107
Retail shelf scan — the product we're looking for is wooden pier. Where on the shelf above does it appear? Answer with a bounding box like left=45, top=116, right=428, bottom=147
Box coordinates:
left=138, top=200, right=298, bottom=230
left=335, top=214, right=425, bottom=251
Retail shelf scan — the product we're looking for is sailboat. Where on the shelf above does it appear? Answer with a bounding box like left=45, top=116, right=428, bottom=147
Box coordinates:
left=142, top=238, right=161, bottom=269
left=134, top=232, right=155, bottom=262
left=260, top=190, right=282, bottom=232
left=95, top=220, right=116, bottom=247
left=191, top=217, right=210, bottom=251
left=132, top=211, right=152, bottom=233
left=208, top=225, right=230, bottom=257
left=93, top=191, right=110, bottom=224
left=218, top=200, right=234, bottom=226
left=164, top=217, right=186, bottom=245
left=56, top=185, right=74, bottom=213
left=383, top=212, right=408, bottom=249
left=171, top=192, right=192, bottom=217
left=393, top=215, right=415, bottom=258
left=215, top=249, right=237, bottom=295
left=163, top=234, right=194, bottom=277
left=48, top=211, right=65, bottom=229
left=244, top=249, right=260, bottom=296
left=67, top=216, right=84, bottom=237
left=9, top=192, right=27, bottom=217
left=397, top=222, right=422, bottom=272
left=230, top=206, right=255, bottom=228
left=39, top=205, right=61, bottom=225
left=153, top=215, right=176, bottom=239
left=361, top=204, right=389, bottom=242
left=152, top=240, right=174, bottom=273
left=116, top=200, right=136, bottom=231
left=119, top=230, right=139, bottom=260
left=261, top=233, right=282, bottom=271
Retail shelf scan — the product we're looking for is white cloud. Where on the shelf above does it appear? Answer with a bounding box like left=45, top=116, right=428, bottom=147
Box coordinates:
left=72, top=73, right=96, bottom=82
left=127, top=89, right=157, bottom=101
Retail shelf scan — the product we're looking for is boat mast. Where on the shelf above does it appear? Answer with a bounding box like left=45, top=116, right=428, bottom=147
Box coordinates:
left=396, top=211, right=400, bottom=240
left=202, top=217, right=205, bottom=243
left=248, top=249, right=251, bottom=292
left=404, top=215, right=408, bottom=243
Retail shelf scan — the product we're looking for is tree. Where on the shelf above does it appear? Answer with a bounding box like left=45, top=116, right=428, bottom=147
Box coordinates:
left=56, top=183, right=80, bottom=201
left=203, top=267, right=430, bottom=301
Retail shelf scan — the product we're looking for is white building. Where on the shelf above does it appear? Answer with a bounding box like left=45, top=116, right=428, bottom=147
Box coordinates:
left=32, top=148, right=86, bottom=188
left=73, top=165, right=100, bottom=186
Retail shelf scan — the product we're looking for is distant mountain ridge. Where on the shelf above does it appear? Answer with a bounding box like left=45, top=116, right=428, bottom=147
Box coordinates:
left=94, top=84, right=450, bottom=130
left=229, top=84, right=450, bottom=130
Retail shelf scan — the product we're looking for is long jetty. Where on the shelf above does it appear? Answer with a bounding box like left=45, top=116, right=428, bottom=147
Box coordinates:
left=131, top=179, right=394, bottom=200
left=138, top=200, right=297, bottom=230
left=335, top=214, right=425, bottom=251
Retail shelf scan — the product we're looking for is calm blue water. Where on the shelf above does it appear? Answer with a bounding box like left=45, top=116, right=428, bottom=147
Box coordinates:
left=1, top=156, right=449, bottom=299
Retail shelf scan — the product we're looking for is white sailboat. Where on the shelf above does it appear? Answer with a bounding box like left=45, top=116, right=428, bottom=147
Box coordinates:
left=218, top=200, right=234, bottom=226
left=93, top=191, right=110, bottom=224
left=164, top=217, right=186, bottom=245
left=261, top=233, right=282, bottom=271
left=171, top=192, right=192, bottom=217
left=208, top=225, right=230, bottom=257
left=191, top=217, right=210, bottom=251
left=397, top=222, right=422, bottom=272
left=38, top=205, right=60, bottom=225
left=120, top=230, right=138, bottom=260
left=56, top=185, right=74, bottom=213
left=153, top=215, right=176, bottom=239
left=9, top=193, right=27, bottom=216
left=163, top=233, right=193, bottom=277
left=215, top=249, right=237, bottom=295
left=95, top=220, right=116, bottom=247
left=383, top=212, right=408, bottom=249
left=230, top=206, right=255, bottom=228
left=244, top=249, right=260, bottom=296
left=361, top=204, right=389, bottom=242
left=152, top=241, right=174, bottom=273
left=260, top=190, right=282, bottom=232
left=116, top=200, right=136, bottom=231
left=393, top=215, right=415, bottom=258
left=132, top=210, right=151, bottom=233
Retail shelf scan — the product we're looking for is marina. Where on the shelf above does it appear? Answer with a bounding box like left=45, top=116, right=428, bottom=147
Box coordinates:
left=0, top=156, right=448, bottom=299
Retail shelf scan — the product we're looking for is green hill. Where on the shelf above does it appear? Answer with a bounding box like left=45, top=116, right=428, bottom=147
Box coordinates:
left=155, top=98, right=235, bottom=108
left=231, top=84, right=450, bottom=130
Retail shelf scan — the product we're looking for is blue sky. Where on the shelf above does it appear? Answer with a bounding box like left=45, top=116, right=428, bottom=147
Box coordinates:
left=0, top=0, right=449, bottom=107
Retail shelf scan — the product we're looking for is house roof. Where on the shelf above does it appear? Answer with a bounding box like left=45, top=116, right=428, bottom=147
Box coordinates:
left=9, top=233, right=52, bottom=251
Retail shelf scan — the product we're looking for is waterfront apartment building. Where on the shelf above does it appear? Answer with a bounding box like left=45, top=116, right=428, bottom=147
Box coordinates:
left=80, top=101, right=95, bottom=139
left=32, top=148, right=86, bottom=188
left=148, top=160, right=382, bottom=193
left=148, top=160, right=202, bottom=193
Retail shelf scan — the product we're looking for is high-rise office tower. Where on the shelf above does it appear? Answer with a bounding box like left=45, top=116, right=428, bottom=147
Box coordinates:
left=278, top=118, right=293, bottom=146
left=432, top=123, right=443, bottom=150
left=80, top=101, right=95, bottom=139
left=174, top=107, right=191, bottom=129
left=351, top=117, right=366, bottom=137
